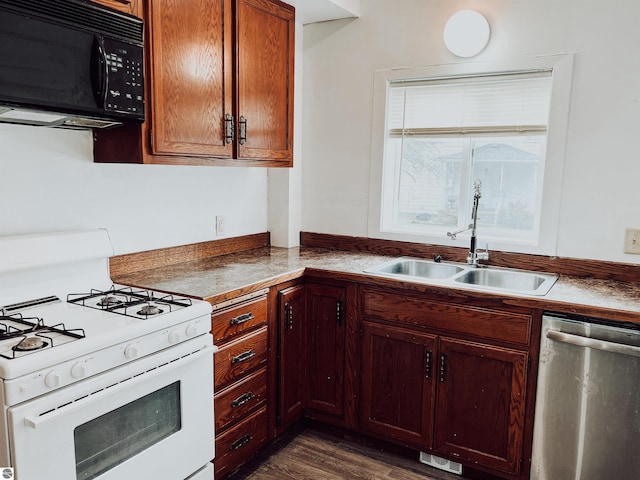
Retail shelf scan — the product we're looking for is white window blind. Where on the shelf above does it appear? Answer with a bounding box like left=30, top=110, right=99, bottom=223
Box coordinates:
left=388, top=71, right=553, bottom=137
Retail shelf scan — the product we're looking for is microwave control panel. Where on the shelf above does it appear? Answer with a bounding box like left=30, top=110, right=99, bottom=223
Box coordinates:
left=102, top=37, right=145, bottom=117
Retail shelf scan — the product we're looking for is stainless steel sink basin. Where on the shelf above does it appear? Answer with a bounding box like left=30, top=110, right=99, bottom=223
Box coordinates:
left=453, top=268, right=557, bottom=296
left=364, top=257, right=558, bottom=296
left=364, top=258, right=465, bottom=279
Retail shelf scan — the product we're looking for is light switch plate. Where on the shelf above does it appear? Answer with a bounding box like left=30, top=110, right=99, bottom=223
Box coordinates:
left=624, top=228, right=640, bottom=254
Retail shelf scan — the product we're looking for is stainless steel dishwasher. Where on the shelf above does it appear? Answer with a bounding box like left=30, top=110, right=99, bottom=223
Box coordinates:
left=531, top=312, right=640, bottom=480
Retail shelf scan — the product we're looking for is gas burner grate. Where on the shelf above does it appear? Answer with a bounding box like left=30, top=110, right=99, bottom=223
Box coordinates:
left=0, top=314, right=86, bottom=359
left=67, top=286, right=193, bottom=319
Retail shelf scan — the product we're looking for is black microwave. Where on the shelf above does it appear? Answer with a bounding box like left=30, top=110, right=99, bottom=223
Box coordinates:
left=0, top=0, right=145, bottom=129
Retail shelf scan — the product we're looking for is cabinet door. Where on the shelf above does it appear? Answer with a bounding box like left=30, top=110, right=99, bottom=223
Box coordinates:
left=92, top=0, right=139, bottom=15
left=305, top=283, right=345, bottom=419
left=147, top=0, right=233, bottom=157
left=235, top=0, right=294, bottom=163
left=434, top=337, right=528, bottom=475
left=360, top=321, right=436, bottom=450
left=277, top=284, right=305, bottom=431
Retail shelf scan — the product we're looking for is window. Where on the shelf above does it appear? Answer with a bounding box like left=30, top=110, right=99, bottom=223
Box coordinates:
left=369, top=56, right=573, bottom=255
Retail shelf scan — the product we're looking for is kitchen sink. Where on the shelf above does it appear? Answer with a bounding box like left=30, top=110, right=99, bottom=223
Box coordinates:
left=364, top=257, right=558, bottom=296
left=366, top=257, right=465, bottom=279
left=453, top=268, right=557, bottom=296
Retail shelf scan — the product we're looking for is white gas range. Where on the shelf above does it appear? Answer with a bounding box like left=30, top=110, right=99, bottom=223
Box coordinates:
left=0, top=230, right=216, bottom=480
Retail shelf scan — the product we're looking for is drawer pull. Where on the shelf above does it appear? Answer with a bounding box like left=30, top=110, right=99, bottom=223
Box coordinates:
left=230, top=312, right=254, bottom=326
left=230, top=433, right=252, bottom=450
left=231, top=391, right=254, bottom=408
left=231, top=350, right=256, bottom=365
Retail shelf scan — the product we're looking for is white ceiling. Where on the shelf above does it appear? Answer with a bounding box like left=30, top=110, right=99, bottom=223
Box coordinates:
left=282, top=0, right=360, bottom=25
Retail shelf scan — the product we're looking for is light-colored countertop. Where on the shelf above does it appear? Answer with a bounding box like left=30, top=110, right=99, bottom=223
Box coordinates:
left=114, top=246, right=640, bottom=323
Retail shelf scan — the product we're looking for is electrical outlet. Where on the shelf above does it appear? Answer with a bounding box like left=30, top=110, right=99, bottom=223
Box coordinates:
left=215, top=215, right=225, bottom=236
left=624, top=228, right=640, bottom=254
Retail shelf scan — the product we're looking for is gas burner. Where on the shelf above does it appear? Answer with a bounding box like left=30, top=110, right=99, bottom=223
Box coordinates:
left=13, top=336, right=48, bottom=351
left=68, top=286, right=193, bottom=320
left=0, top=314, right=85, bottom=359
left=97, top=295, right=123, bottom=307
left=138, top=304, right=163, bottom=316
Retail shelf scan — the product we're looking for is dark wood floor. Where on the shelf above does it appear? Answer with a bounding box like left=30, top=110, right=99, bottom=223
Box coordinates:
left=230, top=428, right=466, bottom=480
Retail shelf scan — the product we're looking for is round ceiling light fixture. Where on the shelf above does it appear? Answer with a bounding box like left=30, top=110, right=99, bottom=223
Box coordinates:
left=443, top=10, right=491, bottom=58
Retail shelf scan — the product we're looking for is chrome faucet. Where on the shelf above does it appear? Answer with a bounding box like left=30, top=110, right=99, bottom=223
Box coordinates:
left=447, top=179, right=490, bottom=266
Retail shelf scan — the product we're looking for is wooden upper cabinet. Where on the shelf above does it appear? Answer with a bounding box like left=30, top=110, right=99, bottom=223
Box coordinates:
left=147, top=0, right=233, bottom=157
left=93, top=0, right=295, bottom=167
left=235, top=0, right=295, bottom=163
left=91, top=0, right=139, bottom=15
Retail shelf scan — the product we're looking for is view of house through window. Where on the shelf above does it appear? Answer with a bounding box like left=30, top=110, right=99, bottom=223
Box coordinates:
left=381, top=72, right=552, bottom=245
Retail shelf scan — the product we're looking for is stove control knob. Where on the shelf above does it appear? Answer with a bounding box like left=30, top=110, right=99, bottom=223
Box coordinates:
left=168, top=330, right=181, bottom=344
left=71, top=362, right=88, bottom=379
left=45, top=371, right=63, bottom=389
left=124, top=344, right=139, bottom=360
left=185, top=323, right=198, bottom=338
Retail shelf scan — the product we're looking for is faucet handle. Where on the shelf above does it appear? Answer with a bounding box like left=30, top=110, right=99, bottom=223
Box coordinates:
left=477, top=243, right=490, bottom=262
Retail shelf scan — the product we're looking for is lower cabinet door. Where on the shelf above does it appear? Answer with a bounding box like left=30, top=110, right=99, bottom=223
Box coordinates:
left=305, top=282, right=346, bottom=419
left=278, top=284, right=305, bottom=431
left=215, top=406, right=268, bottom=478
left=434, top=337, right=528, bottom=475
left=360, top=321, right=436, bottom=450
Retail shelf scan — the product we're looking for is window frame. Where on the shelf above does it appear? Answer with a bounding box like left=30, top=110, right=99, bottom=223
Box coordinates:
left=368, top=55, right=574, bottom=256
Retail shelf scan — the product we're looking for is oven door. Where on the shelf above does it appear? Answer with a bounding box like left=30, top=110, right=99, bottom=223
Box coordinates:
left=8, top=338, right=215, bottom=480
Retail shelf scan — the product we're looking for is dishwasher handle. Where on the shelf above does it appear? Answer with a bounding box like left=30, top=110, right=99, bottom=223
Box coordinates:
left=547, top=329, right=640, bottom=358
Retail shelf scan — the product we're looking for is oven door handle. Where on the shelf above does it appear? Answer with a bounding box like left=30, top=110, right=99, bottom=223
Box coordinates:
left=23, top=345, right=216, bottom=429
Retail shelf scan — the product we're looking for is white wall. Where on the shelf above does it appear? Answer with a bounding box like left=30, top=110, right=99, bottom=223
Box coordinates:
left=0, top=124, right=267, bottom=255
left=301, top=0, right=640, bottom=263
left=268, top=19, right=304, bottom=248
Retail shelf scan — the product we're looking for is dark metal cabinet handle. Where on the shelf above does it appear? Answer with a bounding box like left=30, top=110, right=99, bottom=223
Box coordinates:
left=239, top=116, right=247, bottom=145
left=230, top=434, right=252, bottom=450
left=231, top=350, right=256, bottom=365
left=230, top=312, right=254, bottom=326
left=231, top=391, right=254, bottom=408
left=336, top=300, right=343, bottom=326
left=440, top=353, right=447, bottom=383
left=284, top=303, right=294, bottom=330
left=426, top=350, right=432, bottom=379
left=224, top=113, right=235, bottom=144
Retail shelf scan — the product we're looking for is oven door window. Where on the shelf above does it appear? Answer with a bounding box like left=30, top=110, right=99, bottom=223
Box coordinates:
left=74, top=381, right=181, bottom=480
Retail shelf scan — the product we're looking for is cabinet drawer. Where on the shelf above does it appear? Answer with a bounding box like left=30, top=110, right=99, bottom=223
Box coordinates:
left=215, top=327, right=267, bottom=389
left=211, top=295, right=268, bottom=344
left=214, top=406, right=268, bottom=479
left=362, top=288, right=531, bottom=347
left=215, top=368, right=267, bottom=433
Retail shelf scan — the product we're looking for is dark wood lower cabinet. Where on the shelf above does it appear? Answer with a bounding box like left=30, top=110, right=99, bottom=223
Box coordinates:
left=360, top=321, right=436, bottom=450
left=305, top=282, right=346, bottom=422
left=216, top=281, right=535, bottom=480
left=277, top=284, right=305, bottom=432
left=359, top=286, right=534, bottom=480
left=434, top=337, right=528, bottom=475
